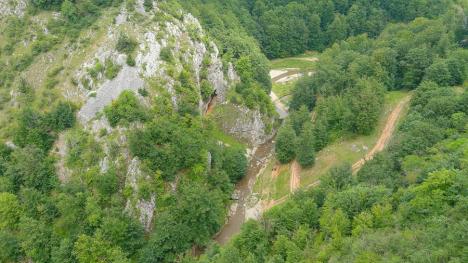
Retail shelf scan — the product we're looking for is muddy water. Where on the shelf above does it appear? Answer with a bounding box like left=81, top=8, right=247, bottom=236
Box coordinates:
left=214, top=139, right=274, bottom=244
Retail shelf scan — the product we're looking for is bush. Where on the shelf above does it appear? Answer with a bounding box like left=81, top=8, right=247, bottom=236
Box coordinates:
left=222, top=147, right=247, bottom=182
left=45, top=102, right=76, bottom=131
left=160, top=47, right=173, bottom=62
left=200, top=80, right=214, bottom=101
left=88, top=61, right=104, bottom=79
left=143, top=0, right=153, bottom=12
left=116, top=34, right=137, bottom=55
left=138, top=88, right=148, bottom=97
left=104, top=91, right=147, bottom=127
left=31, top=35, right=59, bottom=56
left=104, top=59, right=121, bottom=79
left=126, top=55, right=136, bottom=66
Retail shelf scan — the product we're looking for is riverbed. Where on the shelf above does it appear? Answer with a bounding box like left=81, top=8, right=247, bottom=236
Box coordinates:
left=214, top=139, right=274, bottom=244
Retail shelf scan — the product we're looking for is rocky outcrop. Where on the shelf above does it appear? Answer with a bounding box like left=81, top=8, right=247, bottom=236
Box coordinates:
left=70, top=4, right=241, bottom=229
left=74, top=7, right=234, bottom=124
left=0, top=0, right=26, bottom=19
left=125, top=158, right=156, bottom=231
left=78, top=65, right=145, bottom=123
left=55, top=3, right=265, bottom=230
left=214, top=104, right=275, bottom=146
left=208, top=45, right=229, bottom=101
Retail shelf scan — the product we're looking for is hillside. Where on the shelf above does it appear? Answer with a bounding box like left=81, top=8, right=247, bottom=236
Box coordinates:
left=0, top=1, right=275, bottom=262
left=0, top=1, right=467, bottom=263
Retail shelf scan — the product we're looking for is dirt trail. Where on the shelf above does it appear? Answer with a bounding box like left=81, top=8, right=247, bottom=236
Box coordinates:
left=270, top=91, right=288, bottom=119
left=297, top=57, right=319, bottom=62
left=266, top=95, right=411, bottom=209
left=352, top=95, right=411, bottom=172
left=271, top=69, right=301, bottom=83
left=290, top=161, right=301, bottom=192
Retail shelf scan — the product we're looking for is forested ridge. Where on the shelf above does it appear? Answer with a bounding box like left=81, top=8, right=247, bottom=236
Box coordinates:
left=0, top=0, right=466, bottom=263
left=180, top=0, right=460, bottom=58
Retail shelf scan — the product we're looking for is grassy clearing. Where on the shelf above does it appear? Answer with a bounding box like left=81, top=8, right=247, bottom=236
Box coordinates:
left=300, top=90, right=410, bottom=186
left=211, top=126, right=246, bottom=149
left=254, top=161, right=291, bottom=201
left=254, top=90, right=411, bottom=201
left=274, top=167, right=291, bottom=199
left=270, top=58, right=316, bottom=70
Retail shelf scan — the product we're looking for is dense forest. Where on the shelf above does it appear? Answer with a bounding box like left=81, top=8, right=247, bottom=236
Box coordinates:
left=180, top=0, right=459, bottom=58
left=0, top=0, right=466, bottom=263
left=275, top=11, right=467, bottom=165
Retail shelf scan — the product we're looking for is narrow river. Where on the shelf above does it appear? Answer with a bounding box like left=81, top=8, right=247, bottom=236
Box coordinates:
left=214, top=139, right=274, bottom=244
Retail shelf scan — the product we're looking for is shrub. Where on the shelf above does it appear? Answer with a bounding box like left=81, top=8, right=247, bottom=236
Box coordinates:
left=143, top=0, right=153, bottom=12
left=222, top=147, right=247, bottom=182
left=160, top=47, right=173, bottom=62
left=88, top=61, right=104, bottom=79
left=126, top=55, right=136, bottom=66
left=138, top=88, right=149, bottom=97
left=45, top=102, right=76, bottom=131
left=104, top=59, right=121, bottom=79
left=116, top=34, right=137, bottom=55
left=200, top=80, right=214, bottom=101
left=104, top=91, right=147, bottom=127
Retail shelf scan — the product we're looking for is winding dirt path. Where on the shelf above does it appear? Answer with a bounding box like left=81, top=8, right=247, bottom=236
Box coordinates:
left=290, top=161, right=301, bottom=192
left=271, top=69, right=301, bottom=83
left=266, top=94, right=411, bottom=209
left=351, top=95, right=411, bottom=173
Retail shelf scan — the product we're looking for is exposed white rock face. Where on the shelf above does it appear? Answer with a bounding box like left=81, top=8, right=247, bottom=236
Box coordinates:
left=0, top=0, right=26, bottom=19
left=115, top=7, right=128, bottom=25
left=192, top=41, right=207, bottom=86
left=135, top=0, right=147, bottom=15
left=125, top=158, right=156, bottom=231
left=78, top=66, right=145, bottom=123
left=208, top=44, right=229, bottom=101
left=75, top=10, right=233, bottom=124
left=228, top=63, right=240, bottom=83
left=217, top=104, right=275, bottom=146
left=137, top=31, right=163, bottom=77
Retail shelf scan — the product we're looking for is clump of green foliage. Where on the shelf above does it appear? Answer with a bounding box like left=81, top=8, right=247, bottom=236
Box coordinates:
left=13, top=102, right=76, bottom=151
left=104, top=91, right=147, bottom=127
left=159, top=46, right=173, bottom=62
left=104, top=59, right=121, bottom=79
left=116, top=34, right=137, bottom=54
left=116, top=34, right=138, bottom=66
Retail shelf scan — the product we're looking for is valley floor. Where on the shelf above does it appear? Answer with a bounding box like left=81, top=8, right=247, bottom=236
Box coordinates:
left=215, top=52, right=411, bottom=245
left=256, top=90, right=411, bottom=207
